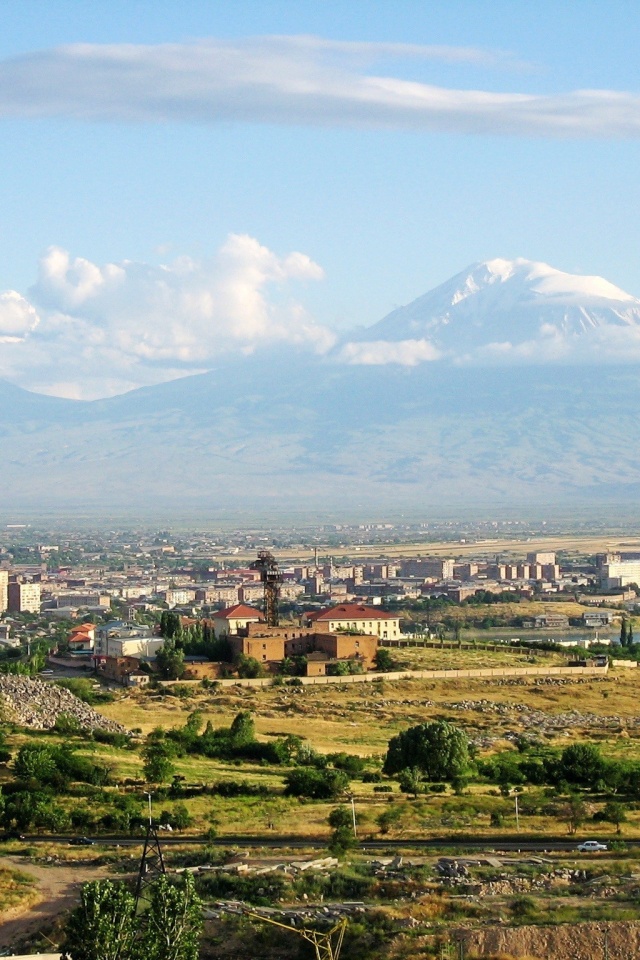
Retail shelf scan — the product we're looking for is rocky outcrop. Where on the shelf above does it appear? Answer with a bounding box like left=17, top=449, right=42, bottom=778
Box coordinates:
left=0, top=675, right=127, bottom=733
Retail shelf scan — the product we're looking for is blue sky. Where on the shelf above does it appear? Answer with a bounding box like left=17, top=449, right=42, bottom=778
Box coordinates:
left=1, top=0, right=640, bottom=398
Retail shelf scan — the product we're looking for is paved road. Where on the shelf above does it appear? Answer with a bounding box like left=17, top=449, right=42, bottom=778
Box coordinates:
left=5, top=833, right=629, bottom=853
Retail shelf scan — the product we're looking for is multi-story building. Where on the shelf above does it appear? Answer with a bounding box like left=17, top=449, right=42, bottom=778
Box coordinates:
left=302, top=603, right=401, bottom=640
left=600, top=558, right=640, bottom=589
left=229, top=621, right=379, bottom=673
left=0, top=570, right=7, bottom=613
left=8, top=580, right=41, bottom=614
left=94, top=620, right=159, bottom=658
left=400, top=558, right=455, bottom=580
left=54, top=591, right=111, bottom=608
left=527, top=552, right=556, bottom=566
left=210, top=603, right=265, bottom=638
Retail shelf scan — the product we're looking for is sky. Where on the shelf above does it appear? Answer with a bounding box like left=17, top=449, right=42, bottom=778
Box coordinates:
left=1, top=0, right=640, bottom=398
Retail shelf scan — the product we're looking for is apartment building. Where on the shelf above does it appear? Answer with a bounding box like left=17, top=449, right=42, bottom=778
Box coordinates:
left=400, top=558, right=455, bottom=580
left=8, top=580, right=41, bottom=614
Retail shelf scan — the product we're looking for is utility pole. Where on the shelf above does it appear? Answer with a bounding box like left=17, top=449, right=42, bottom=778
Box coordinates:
left=515, top=793, right=520, bottom=831
left=350, top=795, right=357, bottom=839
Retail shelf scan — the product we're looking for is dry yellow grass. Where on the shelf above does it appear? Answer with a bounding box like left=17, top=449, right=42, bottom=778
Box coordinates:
left=0, top=866, right=39, bottom=913
left=6, top=655, right=640, bottom=841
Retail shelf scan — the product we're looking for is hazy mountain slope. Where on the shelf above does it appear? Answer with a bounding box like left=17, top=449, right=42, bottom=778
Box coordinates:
left=3, top=258, right=640, bottom=514
left=2, top=361, right=640, bottom=513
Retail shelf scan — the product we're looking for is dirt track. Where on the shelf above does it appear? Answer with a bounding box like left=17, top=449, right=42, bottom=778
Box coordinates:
left=0, top=856, right=121, bottom=952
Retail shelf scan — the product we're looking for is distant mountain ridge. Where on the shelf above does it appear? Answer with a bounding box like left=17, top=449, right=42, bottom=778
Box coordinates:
left=3, top=257, right=640, bottom=514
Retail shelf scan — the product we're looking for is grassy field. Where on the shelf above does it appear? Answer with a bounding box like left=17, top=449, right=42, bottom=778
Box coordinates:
left=83, top=661, right=640, bottom=839
left=3, top=654, right=640, bottom=843
left=224, top=533, right=640, bottom=564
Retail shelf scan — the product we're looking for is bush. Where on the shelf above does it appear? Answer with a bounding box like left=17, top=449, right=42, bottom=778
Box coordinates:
left=362, top=772, right=382, bottom=783
left=209, top=780, right=272, bottom=798
left=327, top=753, right=365, bottom=776
left=284, top=767, right=350, bottom=800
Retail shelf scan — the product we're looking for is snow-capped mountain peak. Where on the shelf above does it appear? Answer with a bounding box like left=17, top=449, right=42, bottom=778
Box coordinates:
left=352, top=258, right=640, bottom=357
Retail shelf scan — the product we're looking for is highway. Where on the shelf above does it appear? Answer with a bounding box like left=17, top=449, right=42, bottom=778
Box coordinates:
left=5, top=833, right=632, bottom=854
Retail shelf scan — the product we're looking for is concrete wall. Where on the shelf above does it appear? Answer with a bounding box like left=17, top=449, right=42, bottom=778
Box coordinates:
left=160, top=663, right=608, bottom=689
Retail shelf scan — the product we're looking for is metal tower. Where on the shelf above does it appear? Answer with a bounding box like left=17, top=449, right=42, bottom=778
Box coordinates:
left=250, top=549, right=282, bottom=626
left=245, top=910, right=347, bottom=960
left=134, top=796, right=166, bottom=909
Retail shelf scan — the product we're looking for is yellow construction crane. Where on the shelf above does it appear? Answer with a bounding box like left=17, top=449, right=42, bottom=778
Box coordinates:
left=244, top=909, right=347, bottom=960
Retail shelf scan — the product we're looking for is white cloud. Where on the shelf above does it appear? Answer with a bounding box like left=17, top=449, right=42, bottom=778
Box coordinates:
left=467, top=324, right=640, bottom=366
left=339, top=338, right=441, bottom=366
left=0, top=234, right=332, bottom=398
left=0, top=36, right=637, bottom=138
left=0, top=291, right=39, bottom=340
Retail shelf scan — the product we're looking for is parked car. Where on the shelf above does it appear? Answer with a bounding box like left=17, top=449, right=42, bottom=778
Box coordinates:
left=69, top=837, right=95, bottom=846
left=576, top=840, right=608, bottom=852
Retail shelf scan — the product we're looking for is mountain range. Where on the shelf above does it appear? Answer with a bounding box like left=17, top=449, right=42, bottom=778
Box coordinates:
left=3, top=257, right=640, bottom=517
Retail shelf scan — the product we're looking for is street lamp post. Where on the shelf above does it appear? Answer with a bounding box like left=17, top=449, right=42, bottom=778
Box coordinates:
left=144, top=791, right=153, bottom=825
left=349, top=795, right=357, bottom=839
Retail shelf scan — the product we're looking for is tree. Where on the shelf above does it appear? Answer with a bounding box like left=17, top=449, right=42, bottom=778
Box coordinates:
left=376, top=805, right=404, bottom=835
left=328, top=825, right=358, bottom=855
left=558, top=743, right=606, bottom=790
left=374, top=648, right=394, bottom=672
left=14, top=743, right=58, bottom=783
left=140, top=874, right=203, bottom=960
left=155, top=640, right=184, bottom=680
left=559, top=794, right=587, bottom=835
left=142, top=735, right=176, bottom=784
left=60, top=880, right=137, bottom=960
left=229, top=711, right=256, bottom=748
left=328, top=805, right=353, bottom=830
left=599, top=800, right=627, bottom=834
left=620, top=620, right=629, bottom=647
left=383, top=720, right=469, bottom=782
left=629, top=621, right=635, bottom=646
left=236, top=655, right=266, bottom=679
left=399, top=766, right=426, bottom=799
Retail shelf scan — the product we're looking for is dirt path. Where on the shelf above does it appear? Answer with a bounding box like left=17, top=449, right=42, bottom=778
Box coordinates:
left=0, top=856, right=125, bottom=952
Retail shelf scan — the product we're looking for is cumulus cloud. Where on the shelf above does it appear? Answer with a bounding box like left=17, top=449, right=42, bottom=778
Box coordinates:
left=339, top=338, right=441, bottom=366
left=0, top=36, right=638, bottom=137
left=0, top=291, right=39, bottom=340
left=0, top=234, right=332, bottom=398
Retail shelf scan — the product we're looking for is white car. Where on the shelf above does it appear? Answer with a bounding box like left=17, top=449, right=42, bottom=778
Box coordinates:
left=576, top=840, right=608, bottom=852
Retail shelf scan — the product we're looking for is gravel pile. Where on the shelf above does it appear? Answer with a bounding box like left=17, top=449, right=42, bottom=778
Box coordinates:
left=0, top=674, right=127, bottom=733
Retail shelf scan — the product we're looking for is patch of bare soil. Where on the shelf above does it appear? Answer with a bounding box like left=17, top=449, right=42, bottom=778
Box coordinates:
left=0, top=856, right=126, bottom=952
left=462, top=920, right=640, bottom=960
